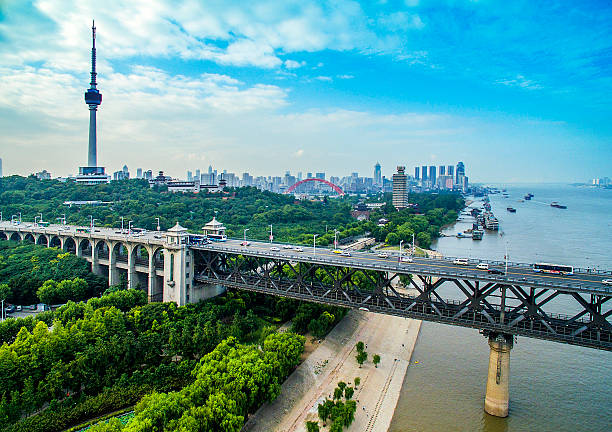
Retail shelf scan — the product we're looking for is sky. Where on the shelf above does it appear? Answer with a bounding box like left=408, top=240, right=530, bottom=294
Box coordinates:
left=0, top=0, right=611, bottom=183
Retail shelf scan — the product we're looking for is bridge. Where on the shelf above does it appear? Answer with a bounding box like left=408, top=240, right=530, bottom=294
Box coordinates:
left=1, top=220, right=610, bottom=417
left=285, top=178, right=345, bottom=195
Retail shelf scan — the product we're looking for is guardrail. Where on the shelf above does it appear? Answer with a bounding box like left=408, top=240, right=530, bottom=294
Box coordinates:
left=192, top=244, right=612, bottom=295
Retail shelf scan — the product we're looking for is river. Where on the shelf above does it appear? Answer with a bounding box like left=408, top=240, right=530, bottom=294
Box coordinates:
left=389, top=184, right=612, bottom=432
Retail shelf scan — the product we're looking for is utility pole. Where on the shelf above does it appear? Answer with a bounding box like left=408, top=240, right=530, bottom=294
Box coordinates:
left=313, top=234, right=319, bottom=256
left=269, top=224, right=273, bottom=243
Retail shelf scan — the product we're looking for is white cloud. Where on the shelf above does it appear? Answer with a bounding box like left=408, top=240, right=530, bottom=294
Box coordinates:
left=295, top=149, right=305, bottom=157
left=315, top=76, right=333, bottom=82
left=496, top=74, right=542, bottom=90
left=337, top=74, right=355, bottom=79
left=284, top=59, right=306, bottom=69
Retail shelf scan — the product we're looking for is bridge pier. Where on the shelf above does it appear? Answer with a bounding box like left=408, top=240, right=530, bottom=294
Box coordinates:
left=484, top=332, right=514, bottom=417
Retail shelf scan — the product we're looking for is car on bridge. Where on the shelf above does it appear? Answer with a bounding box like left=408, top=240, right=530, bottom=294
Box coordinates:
left=294, top=247, right=303, bottom=252
left=341, top=251, right=351, bottom=257
left=400, top=256, right=413, bottom=263
left=488, top=268, right=505, bottom=275
left=453, top=258, right=469, bottom=265
left=377, top=252, right=389, bottom=259
left=602, top=279, right=612, bottom=286
left=283, top=245, right=292, bottom=250
left=476, top=263, right=489, bottom=270
left=270, top=246, right=280, bottom=251
left=241, top=241, right=250, bottom=246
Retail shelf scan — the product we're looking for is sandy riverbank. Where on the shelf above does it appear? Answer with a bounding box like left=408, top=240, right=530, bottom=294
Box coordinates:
left=243, top=311, right=421, bottom=432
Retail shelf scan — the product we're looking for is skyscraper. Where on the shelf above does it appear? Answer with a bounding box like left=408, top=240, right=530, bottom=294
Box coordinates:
left=136, top=168, right=143, bottom=178
left=439, top=165, right=445, bottom=176
left=456, top=161, right=465, bottom=184
left=421, top=165, right=428, bottom=181
left=414, top=166, right=420, bottom=180
left=76, top=21, right=109, bottom=184
left=392, top=166, right=408, bottom=209
left=374, top=162, right=382, bottom=185
left=447, top=165, right=454, bottom=178
left=429, top=166, right=437, bottom=187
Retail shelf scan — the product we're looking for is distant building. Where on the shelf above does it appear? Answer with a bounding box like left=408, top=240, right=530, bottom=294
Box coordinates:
left=35, top=170, right=51, bottom=180
left=167, top=180, right=199, bottom=193
left=143, top=170, right=153, bottom=180
left=149, top=171, right=172, bottom=187
left=428, top=166, right=437, bottom=187
left=392, top=166, right=408, bottom=209
left=374, top=162, right=382, bottom=185
left=439, top=165, right=445, bottom=176
left=187, top=171, right=193, bottom=181
left=421, top=165, right=428, bottom=182
left=414, top=166, right=420, bottom=181
left=136, top=168, right=143, bottom=178
left=447, top=165, right=454, bottom=177
left=456, top=161, right=465, bottom=184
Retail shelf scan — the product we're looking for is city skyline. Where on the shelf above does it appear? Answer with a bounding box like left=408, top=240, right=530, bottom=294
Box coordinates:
left=1, top=1, right=611, bottom=182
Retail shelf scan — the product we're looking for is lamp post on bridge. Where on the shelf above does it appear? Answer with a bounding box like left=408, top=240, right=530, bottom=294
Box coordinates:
left=18, top=213, right=21, bottom=224
left=128, top=221, right=133, bottom=235
left=243, top=228, right=249, bottom=244
left=156, top=217, right=161, bottom=231
left=34, top=216, right=40, bottom=226
left=334, top=229, right=339, bottom=250
left=313, top=234, right=319, bottom=257
left=11, top=215, right=17, bottom=224
left=399, top=240, right=404, bottom=263
left=269, top=224, right=273, bottom=243
left=120, top=217, right=124, bottom=233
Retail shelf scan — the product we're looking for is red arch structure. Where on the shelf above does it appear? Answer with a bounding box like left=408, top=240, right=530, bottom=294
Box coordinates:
left=286, top=178, right=345, bottom=196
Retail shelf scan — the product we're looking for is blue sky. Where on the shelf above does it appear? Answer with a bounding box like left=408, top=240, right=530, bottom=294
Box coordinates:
left=0, top=0, right=610, bottom=182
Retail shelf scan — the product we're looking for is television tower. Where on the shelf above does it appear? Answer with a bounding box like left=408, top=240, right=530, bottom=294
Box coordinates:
left=85, top=20, right=102, bottom=167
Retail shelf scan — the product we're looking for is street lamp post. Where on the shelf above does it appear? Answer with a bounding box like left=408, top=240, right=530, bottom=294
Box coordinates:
left=334, top=229, right=339, bottom=250
left=121, top=217, right=124, bottom=233
left=399, top=240, right=404, bottom=263
left=269, top=225, right=273, bottom=243
left=11, top=215, right=16, bottom=224
left=34, top=216, right=40, bottom=226
left=244, top=228, right=249, bottom=244
left=313, top=234, right=319, bottom=256
left=61, top=214, right=66, bottom=225
left=412, top=233, right=415, bottom=257
left=18, top=213, right=21, bottom=224
left=156, top=217, right=161, bottom=231
left=128, top=221, right=133, bottom=235
left=38, top=213, right=43, bottom=225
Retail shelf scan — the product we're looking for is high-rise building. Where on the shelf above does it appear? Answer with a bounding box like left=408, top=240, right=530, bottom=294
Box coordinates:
left=392, top=166, right=408, bottom=209
left=76, top=21, right=110, bottom=185
left=429, top=166, right=437, bottom=187
left=122, top=165, right=129, bottom=179
left=374, top=162, right=382, bottom=185
left=187, top=171, right=193, bottom=181
left=421, top=165, right=428, bottom=181
left=144, top=170, right=153, bottom=180
left=456, top=161, right=465, bottom=184
left=414, top=166, right=420, bottom=180
left=439, top=165, right=445, bottom=176
left=297, top=172, right=303, bottom=181
left=315, top=172, right=325, bottom=180
left=136, top=168, right=143, bottom=178
left=195, top=169, right=200, bottom=182
left=447, top=165, right=454, bottom=178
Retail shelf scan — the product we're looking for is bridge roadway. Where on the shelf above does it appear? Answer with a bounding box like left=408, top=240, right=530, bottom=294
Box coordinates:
left=195, top=238, right=612, bottom=295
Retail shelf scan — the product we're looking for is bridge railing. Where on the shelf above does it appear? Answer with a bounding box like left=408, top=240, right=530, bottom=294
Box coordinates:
left=193, top=244, right=612, bottom=295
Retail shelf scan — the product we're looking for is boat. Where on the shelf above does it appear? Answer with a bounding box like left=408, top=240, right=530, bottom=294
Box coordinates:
left=524, top=195, right=532, bottom=200
left=472, top=229, right=484, bottom=240
left=507, top=207, right=516, bottom=213
left=456, top=232, right=472, bottom=238
left=484, top=212, right=499, bottom=230
left=551, top=202, right=567, bottom=209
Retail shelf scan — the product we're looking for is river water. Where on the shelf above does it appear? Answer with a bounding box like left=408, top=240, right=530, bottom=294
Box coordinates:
left=389, top=184, right=612, bottom=432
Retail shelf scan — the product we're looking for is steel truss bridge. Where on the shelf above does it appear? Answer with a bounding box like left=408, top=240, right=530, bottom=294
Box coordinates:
left=193, top=242, right=612, bottom=351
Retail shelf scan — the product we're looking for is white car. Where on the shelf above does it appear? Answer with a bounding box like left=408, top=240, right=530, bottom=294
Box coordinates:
left=282, top=245, right=293, bottom=249
left=399, top=256, right=413, bottom=263
left=294, top=247, right=303, bottom=252
left=377, top=252, right=389, bottom=259
left=358, top=307, right=370, bottom=312
left=453, top=258, right=469, bottom=265
left=341, top=251, right=351, bottom=257
left=270, top=246, right=280, bottom=251
left=476, top=263, right=489, bottom=270
left=602, top=279, right=612, bottom=286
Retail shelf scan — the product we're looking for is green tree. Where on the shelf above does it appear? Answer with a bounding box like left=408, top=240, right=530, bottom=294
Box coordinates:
left=356, top=341, right=365, bottom=352
left=356, top=351, right=367, bottom=367
left=318, top=401, right=330, bottom=425
left=344, top=386, right=354, bottom=400
left=373, top=354, right=381, bottom=368
left=306, top=420, right=320, bottom=432
left=354, top=377, right=360, bottom=388
left=385, top=232, right=399, bottom=245
left=337, top=381, right=347, bottom=392
left=333, top=387, right=343, bottom=401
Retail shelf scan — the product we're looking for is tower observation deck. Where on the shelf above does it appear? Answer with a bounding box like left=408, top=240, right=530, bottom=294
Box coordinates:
left=77, top=20, right=110, bottom=184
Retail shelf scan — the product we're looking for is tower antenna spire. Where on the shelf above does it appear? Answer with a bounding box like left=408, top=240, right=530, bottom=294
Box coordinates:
left=90, top=20, right=97, bottom=89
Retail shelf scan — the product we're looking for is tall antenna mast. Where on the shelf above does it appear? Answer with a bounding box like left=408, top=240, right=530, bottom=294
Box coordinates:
left=90, top=20, right=97, bottom=89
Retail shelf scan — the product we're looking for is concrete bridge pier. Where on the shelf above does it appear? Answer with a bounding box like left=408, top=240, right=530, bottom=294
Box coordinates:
left=484, top=332, right=514, bottom=417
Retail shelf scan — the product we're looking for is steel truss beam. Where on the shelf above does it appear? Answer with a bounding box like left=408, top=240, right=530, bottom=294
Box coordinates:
left=192, top=250, right=612, bottom=351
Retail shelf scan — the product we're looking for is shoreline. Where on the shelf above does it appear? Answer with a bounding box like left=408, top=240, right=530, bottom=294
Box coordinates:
left=243, top=311, right=421, bottom=432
